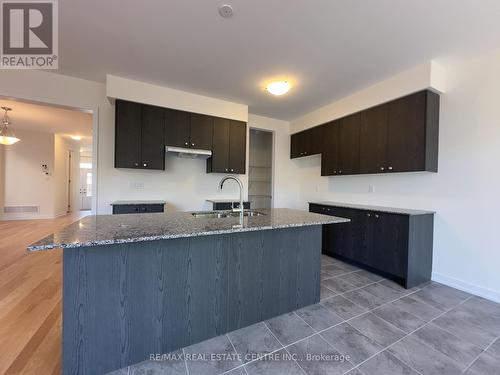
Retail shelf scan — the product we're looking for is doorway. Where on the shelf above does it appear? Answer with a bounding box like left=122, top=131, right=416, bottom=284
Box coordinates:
left=249, top=129, right=274, bottom=209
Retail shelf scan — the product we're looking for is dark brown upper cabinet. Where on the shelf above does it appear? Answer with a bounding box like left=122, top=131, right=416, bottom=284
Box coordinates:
left=164, top=110, right=213, bottom=150
left=299, top=90, right=439, bottom=176
left=115, top=100, right=165, bottom=170
left=359, top=103, right=389, bottom=174
left=290, top=125, right=324, bottom=159
left=207, top=118, right=247, bottom=174
left=164, top=109, right=190, bottom=148
left=190, top=113, right=213, bottom=150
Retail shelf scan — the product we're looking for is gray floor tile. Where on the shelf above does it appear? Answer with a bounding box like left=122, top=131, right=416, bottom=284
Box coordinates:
left=379, top=278, right=423, bottom=294
left=287, top=334, right=353, bottom=375
left=343, top=288, right=387, bottom=310
left=321, top=264, right=344, bottom=273
left=320, top=322, right=383, bottom=365
left=344, top=368, right=365, bottom=375
left=454, top=296, right=500, bottom=335
left=322, top=277, right=358, bottom=293
left=106, top=368, right=129, bottom=375
left=372, top=304, right=426, bottom=333
left=362, top=282, right=407, bottom=302
left=410, top=283, right=471, bottom=311
left=128, top=356, right=187, bottom=375
left=321, top=255, right=335, bottom=264
left=321, top=295, right=367, bottom=320
left=227, top=322, right=282, bottom=363
left=358, top=350, right=419, bottom=375
left=388, top=335, right=463, bottom=375
left=348, top=313, right=406, bottom=347
left=390, top=295, right=443, bottom=322
left=487, top=337, right=500, bottom=360
left=225, top=367, right=247, bottom=374
left=184, top=335, right=242, bottom=375
left=433, top=308, right=498, bottom=349
left=463, top=352, right=500, bottom=375
left=412, top=323, right=483, bottom=369
left=355, top=269, right=385, bottom=282
left=333, top=261, right=359, bottom=273
left=265, top=312, right=314, bottom=346
left=320, top=285, right=337, bottom=300
left=295, top=303, right=344, bottom=331
left=244, top=349, right=304, bottom=375
left=341, top=272, right=378, bottom=288
left=321, top=270, right=335, bottom=280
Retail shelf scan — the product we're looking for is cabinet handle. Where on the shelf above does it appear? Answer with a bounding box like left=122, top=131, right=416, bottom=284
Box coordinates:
left=339, top=170, right=342, bottom=174
left=134, top=162, right=139, bottom=167
left=225, top=168, right=228, bottom=172
left=191, top=143, right=195, bottom=147
left=304, top=151, right=307, bottom=155
left=230, top=169, right=234, bottom=172
left=184, top=142, right=189, bottom=146
left=375, top=214, right=379, bottom=218
left=143, top=163, right=147, bottom=167
left=367, top=213, right=371, bottom=217
left=333, top=171, right=337, bottom=174
left=380, top=167, right=385, bottom=171
left=388, top=166, right=393, bottom=171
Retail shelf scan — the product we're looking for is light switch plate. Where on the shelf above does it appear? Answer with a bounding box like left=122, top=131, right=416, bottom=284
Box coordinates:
left=368, top=184, right=375, bottom=193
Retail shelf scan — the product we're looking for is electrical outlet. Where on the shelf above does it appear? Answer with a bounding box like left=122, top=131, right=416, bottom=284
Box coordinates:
left=129, top=182, right=144, bottom=190
left=368, top=184, right=375, bottom=193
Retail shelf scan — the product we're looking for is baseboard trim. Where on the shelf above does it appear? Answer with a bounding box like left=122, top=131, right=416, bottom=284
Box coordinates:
left=432, top=272, right=500, bottom=303
left=1, top=212, right=67, bottom=221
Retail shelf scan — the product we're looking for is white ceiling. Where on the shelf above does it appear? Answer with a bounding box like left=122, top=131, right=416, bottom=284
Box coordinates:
left=0, top=98, right=93, bottom=149
left=56, top=0, right=500, bottom=120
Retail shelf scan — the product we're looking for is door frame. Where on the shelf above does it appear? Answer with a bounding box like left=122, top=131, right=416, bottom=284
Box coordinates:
left=248, top=127, right=275, bottom=209
left=0, top=95, right=99, bottom=215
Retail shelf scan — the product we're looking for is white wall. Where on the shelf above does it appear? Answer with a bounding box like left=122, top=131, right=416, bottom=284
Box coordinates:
left=54, top=135, right=80, bottom=216
left=3, top=129, right=55, bottom=219
left=289, top=53, right=500, bottom=302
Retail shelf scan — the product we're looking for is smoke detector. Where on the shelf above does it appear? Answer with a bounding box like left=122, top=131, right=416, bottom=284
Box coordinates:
left=218, top=4, right=234, bottom=18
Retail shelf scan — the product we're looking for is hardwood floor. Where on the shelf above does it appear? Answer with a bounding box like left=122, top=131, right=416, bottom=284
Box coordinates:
left=0, top=212, right=87, bottom=375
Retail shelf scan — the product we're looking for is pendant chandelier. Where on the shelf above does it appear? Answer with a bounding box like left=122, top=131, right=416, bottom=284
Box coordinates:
left=0, top=106, right=20, bottom=145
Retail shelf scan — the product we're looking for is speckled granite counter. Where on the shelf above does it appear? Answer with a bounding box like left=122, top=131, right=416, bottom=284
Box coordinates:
left=28, top=208, right=348, bottom=251
left=309, top=201, right=435, bottom=216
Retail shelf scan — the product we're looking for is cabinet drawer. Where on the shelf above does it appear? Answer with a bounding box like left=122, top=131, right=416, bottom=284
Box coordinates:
left=113, top=204, right=164, bottom=214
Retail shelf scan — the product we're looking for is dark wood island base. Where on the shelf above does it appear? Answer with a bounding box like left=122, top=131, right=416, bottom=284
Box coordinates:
left=63, top=226, right=321, bottom=374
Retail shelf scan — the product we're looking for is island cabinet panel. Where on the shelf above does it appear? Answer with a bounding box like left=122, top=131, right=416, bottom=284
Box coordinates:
left=115, top=100, right=165, bottom=170
left=63, top=226, right=321, bottom=375
left=295, top=90, right=440, bottom=176
left=207, top=119, right=247, bottom=174
left=164, top=108, right=191, bottom=148
left=310, top=203, right=433, bottom=289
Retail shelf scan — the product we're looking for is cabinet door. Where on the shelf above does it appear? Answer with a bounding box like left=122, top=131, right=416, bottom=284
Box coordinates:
left=310, top=125, right=325, bottom=155
left=359, top=212, right=376, bottom=268
left=372, top=213, right=409, bottom=277
left=386, top=91, right=426, bottom=172
left=321, top=121, right=340, bottom=176
left=164, top=109, right=190, bottom=148
left=228, top=120, right=246, bottom=174
left=141, top=105, right=165, bottom=170
left=209, top=117, right=230, bottom=173
left=112, top=204, right=141, bottom=214
left=290, top=133, right=300, bottom=158
left=328, top=207, right=356, bottom=259
left=360, top=104, right=388, bottom=174
left=338, top=114, right=360, bottom=175
left=190, top=113, right=213, bottom=150
left=115, top=100, right=142, bottom=168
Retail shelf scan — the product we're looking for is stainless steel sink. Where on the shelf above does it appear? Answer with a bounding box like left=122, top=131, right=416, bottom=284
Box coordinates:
left=191, top=210, right=265, bottom=219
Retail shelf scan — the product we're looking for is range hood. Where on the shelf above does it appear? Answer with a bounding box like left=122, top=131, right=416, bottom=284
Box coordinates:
left=166, top=146, right=212, bottom=159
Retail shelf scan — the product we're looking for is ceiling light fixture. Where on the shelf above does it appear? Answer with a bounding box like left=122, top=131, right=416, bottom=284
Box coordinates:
left=0, top=107, right=20, bottom=145
left=266, top=81, right=291, bottom=96
left=71, top=135, right=83, bottom=141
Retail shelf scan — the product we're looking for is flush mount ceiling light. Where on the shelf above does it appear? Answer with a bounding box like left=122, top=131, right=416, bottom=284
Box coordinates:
left=0, top=106, right=20, bottom=145
left=71, top=135, right=83, bottom=141
left=266, top=81, right=291, bottom=96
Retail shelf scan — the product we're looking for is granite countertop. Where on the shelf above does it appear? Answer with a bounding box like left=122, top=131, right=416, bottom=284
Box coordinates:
left=110, top=200, right=166, bottom=205
left=206, top=199, right=250, bottom=203
left=28, top=208, right=349, bottom=251
left=309, top=201, right=435, bottom=216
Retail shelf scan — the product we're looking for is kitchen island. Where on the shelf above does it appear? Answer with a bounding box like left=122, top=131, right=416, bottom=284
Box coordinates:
left=28, top=208, right=348, bottom=375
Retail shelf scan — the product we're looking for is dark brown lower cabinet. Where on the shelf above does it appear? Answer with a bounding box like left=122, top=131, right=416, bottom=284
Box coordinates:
left=310, top=203, right=434, bottom=288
